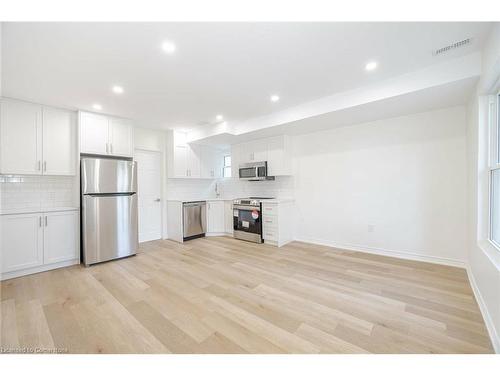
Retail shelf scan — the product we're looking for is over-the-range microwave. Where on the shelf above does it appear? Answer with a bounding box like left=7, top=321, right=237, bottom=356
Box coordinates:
left=238, top=161, right=275, bottom=181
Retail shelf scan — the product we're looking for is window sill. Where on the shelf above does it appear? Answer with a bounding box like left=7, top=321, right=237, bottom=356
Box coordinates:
left=477, top=239, right=500, bottom=272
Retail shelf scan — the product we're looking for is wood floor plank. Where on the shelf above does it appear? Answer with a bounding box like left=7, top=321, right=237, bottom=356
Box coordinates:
left=0, top=237, right=493, bottom=353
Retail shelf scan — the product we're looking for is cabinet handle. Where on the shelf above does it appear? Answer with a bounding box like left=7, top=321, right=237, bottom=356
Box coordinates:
left=43, top=161, right=47, bottom=172
left=106, top=143, right=109, bottom=154
left=45, top=216, right=48, bottom=226
left=110, top=143, right=113, bottom=154
left=39, top=216, right=42, bottom=227
left=37, top=160, right=41, bottom=171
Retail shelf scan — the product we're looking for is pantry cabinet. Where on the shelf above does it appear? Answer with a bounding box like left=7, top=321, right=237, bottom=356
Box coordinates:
left=80, top=111, right=133, bottom=157
left=0, top=210, right=79, bottom=279
left=230, top=135, right=292, bottom=177
left=0, top=99, right=77, bottom=176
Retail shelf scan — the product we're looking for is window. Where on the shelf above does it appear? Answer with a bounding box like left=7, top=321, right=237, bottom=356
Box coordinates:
left=490, top=93, right=500, bottom=248
left=223, top=155, right=231, bottom=178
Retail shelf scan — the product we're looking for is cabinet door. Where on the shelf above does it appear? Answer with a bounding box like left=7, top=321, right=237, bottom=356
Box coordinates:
left=109, top=118, right=133, bottom=157
left=0, top=213, right=43, bottom=273
left=231, top=144, right=242, bottom=178
left=42, top=107, right=77, bottom=175
left=80, top=112, right=109, bottom=155
left=252, top=139, right=268, bottom=162
left=43, top=211, right=79, bottom=264
left=0, top=100, right=42, bottom=175
left=187, top=144, right=201, bottom=178
left=267, top=136, right=285, bottom=176
left=207, top=201, right=225, bottom=233
left=200, top=147, right=222, bottom=179
left=173, top=144, right=188, bottom=177
left=224, top=201, right=233, bottom=234
left=213, top=150, right=224, bottom=179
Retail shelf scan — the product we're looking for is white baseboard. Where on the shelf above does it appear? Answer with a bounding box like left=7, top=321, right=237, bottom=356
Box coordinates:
left=293, top=236, right=467, bottom=268
left=0, top=259, right=80, bottom=281
left=467, top=266, right=500, bottom=353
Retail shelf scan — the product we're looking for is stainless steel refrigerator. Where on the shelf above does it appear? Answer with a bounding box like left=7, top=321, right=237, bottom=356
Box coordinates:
left=81, top=157, right=138, bottom=266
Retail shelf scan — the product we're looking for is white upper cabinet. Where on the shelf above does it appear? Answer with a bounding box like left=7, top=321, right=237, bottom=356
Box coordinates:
left=0, top=99, right=77, bottom=176
left=231, top=135, right=292, bottom=177
left=42, top=107, right=77, bottom=175
left=201, top=145, right=223, bottom=179
left=173, top=144, right=188, bottom=177
left=168, top=130, right=221, bottom=179
left=109, top=118, right=133, bottom=157
left=0, top=100, right=42, bottom=175
left=80, top=111, right=133, bottom=157
left=266, top=135, right=292, bottom=176
left=187, top=144, right=201, bottom=178
left=80, top=112, right=108, bottom=155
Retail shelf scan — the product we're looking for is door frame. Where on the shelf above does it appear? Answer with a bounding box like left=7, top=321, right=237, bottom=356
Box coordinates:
left=134, top=148, right=164, bottom=243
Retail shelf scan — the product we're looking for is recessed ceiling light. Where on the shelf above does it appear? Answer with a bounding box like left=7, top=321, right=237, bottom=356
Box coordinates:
left=112, top=85, right=124, bottom=94
left=112, top=86, right=123, bottom=94
left=365, top=61, right=378, bottom=71
left=92, top=104, right=102, bottom=110
left=270, top=95, right=280, bottom=102
left=216, top=114, right=223, bottom=121
left=162, top=40, right=176, bottom=54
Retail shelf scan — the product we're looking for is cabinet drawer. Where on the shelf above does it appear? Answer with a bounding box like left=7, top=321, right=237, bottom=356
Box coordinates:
left=263, top=228, right=278, bottom=241
left=262, top=215, right=278, bottom=228
left=262, top=204, right=278, bottom=216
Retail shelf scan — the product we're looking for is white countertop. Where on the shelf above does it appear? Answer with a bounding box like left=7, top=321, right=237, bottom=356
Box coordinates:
left=0, top=206, right=79, bottom=215
left=166, top=198, right=294, bottom=203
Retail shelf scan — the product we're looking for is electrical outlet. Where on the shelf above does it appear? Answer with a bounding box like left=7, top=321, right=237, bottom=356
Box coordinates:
left=367, top=224, right=375, bottom=233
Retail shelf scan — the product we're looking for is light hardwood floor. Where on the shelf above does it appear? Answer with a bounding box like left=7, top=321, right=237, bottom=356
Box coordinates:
left=0, top=237, right=494, bottom=353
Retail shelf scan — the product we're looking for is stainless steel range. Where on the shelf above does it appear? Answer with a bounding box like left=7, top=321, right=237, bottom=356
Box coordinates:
left=233, top=197, right=274, bottom=243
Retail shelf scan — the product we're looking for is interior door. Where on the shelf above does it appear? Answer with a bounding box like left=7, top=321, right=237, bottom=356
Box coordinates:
left=42, top=107, right=76, bottom=175
left=0, top=100, right=42, bottom=175
left=135, top=150, right=162, bottom=242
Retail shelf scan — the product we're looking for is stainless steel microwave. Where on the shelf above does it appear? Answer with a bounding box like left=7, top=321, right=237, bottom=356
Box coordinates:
left=238, top=161, right=275, bottom=181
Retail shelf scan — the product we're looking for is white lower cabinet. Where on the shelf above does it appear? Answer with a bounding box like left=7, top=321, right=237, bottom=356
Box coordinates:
left=43, top=211, right=79, bottom=264
left=0, top=210, right=79, bottom=280
left=261, top=201, right=294, bottom=247
left=224, top=200, right=234, bottom=234
left=207, top=201, right=225, bottom=234
left=0, top=213, right=43, bottom=273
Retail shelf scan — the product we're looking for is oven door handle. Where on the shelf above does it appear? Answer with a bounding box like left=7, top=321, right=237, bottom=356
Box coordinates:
left=233, top=204, right=260, bottom=211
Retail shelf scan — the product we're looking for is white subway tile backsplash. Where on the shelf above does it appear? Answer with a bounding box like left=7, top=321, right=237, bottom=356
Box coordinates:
left=0, top=175, right=77, bottom=213
left=166, top=176, right=295, bottom=200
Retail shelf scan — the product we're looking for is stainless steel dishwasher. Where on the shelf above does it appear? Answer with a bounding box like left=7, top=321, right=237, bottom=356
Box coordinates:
left=183, top=201, right=207, bottom=241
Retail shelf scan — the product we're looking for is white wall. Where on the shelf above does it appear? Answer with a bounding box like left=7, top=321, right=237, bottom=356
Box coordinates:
left=465, top=23, right=500, bottom=352
left=292, top=106, right=467, bottom=266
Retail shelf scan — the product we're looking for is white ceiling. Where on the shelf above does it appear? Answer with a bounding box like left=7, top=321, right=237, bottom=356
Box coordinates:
left=1, top=22, right=493, bottom=130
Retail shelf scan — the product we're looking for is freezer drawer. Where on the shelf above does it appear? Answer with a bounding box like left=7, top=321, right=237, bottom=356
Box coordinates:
left=82, top=193, right=138, bottom=265
left=183, top=201, right=206, bottom=240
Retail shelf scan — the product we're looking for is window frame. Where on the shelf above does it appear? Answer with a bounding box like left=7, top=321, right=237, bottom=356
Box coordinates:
left=489, top=92, right=500, bottom=250
left=223, top=154, right=232, bottom=178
